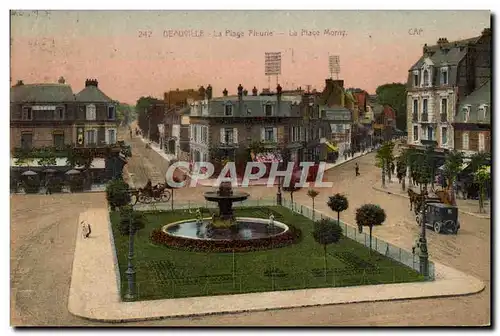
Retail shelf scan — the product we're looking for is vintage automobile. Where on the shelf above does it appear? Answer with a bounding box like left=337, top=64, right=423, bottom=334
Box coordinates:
left=415, top=201, right=460, bottom=234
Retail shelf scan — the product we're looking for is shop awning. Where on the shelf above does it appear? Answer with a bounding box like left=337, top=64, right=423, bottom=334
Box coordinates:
left=325, top=141, right=338, bottom=152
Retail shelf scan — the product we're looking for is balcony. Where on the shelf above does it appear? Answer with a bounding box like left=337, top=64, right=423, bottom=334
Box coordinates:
left=421, top=113, right=428, bottom=122
left=440, top=113, right=448, bottom=122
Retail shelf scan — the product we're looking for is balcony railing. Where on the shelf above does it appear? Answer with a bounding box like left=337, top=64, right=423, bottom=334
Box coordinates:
left=421, top=113, right=428, bottom=122
left=440, top=113, right=448, bottom=122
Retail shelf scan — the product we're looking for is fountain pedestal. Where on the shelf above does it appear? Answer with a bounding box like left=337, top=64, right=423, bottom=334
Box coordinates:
left=203, top=182, right=250, bottom=230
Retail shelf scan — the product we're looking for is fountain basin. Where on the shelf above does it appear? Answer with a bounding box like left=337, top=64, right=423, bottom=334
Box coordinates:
left=162, top=217, right=289, bottom=241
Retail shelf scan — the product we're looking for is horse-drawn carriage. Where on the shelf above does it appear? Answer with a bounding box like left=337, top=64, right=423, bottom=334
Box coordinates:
left=129, top=181, right=171, bottom=205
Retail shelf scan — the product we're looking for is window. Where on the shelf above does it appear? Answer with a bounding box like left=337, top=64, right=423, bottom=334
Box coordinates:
left=441, top=127, right=448, bottom=145
left=85, top=129, right=97, bottom=146
left=53, top=132, right=65, bottom=148
left=413, top=125, right=418, bottom=141
left=478, top=133, right=485, bottom=152
left=413, top=99, right=418, bottom=114
left=441, top=67, right=449, bottom=85
left=21, top=132, right=32, bottom=149
left=107, top=106, right=116, bottom=120
left=423, top=99, right=428, bottom=114
left=22, top=107, right=32, bottom=120
left=427, top=127, right=433, bottom=141
left=54, top=107, right=64, bottom=120
left=224, top=104, right=233, bottom=116
left=464, top=106, right=470, bottom=122
left=193, top=126, right=198, bottom=142
left=86, top=104, right=96, bottom=120
left=413, top=73, right=419, bottom=87
left=441, top=98, right=447, bottom=115
left=264, top=104, right=273, bottom=116
left=202, top=127, right=208, bottom=143
left=292, top=126, right=300, bottom=142
left=479, top=104, right=489, bottom=120
left=462, top=132, right=469, bottom=150
left=264, top=127, right=275, bottom=142
left=224, top=128, right=234, bottom=144
left=107, top=129, right=116, bottom=144
left=423, top=70, right=429, bottom=86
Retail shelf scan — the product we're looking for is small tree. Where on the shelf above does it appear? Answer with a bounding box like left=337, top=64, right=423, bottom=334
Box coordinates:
left=118, top=205, right=146, bottom=235
left=106, top=178, right=131, bottom=211
left=355, top=204, right=386, bottom=255
left=283, top=177, right=301, bottom=208
left=327, top=193, right=349, bottom=225
left=307, top=189, right=319, bottom=220
left=474, top=165, right=490, bottom=213
left=375, top=142, right=394, bottom=187
left=312, top=219, right=343, bottom=281
left=442, top=150, right=464, bottom=205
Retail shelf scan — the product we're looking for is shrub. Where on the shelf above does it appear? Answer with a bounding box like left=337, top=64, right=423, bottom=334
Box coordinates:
left=106, top=178, right=131, bottom=210
left=118, top=205, right=146, bottom=235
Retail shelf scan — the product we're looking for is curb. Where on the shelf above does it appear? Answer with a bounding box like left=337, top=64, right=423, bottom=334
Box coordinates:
left=371, top=185, right=490, bottom=220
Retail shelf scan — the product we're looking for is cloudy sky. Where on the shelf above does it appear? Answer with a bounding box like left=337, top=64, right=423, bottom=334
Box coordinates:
left=10, top=10, right=490, bottom=104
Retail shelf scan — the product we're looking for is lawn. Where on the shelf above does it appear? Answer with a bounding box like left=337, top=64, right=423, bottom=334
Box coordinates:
left=110, top=206, right=425, bottom=301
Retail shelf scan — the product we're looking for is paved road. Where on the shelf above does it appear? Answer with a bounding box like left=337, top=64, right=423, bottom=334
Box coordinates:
left=10, top=139, right=490, bottom=326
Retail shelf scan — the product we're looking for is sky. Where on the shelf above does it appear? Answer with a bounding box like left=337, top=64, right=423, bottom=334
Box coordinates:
left=10, top=10, right=491, bottom=104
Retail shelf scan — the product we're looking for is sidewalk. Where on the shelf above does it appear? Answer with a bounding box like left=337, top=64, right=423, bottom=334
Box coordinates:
left=68, top=208, right=485, bottom=322
left=372, top=177, right=490, bottom=219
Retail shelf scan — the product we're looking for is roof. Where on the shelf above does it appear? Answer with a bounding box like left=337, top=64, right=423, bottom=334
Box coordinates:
left=210, top=94, right=302, bottom=103
left=10, top=84, right=74, bottom=103
left=75, top=85, right=114, bottom=103
left=455, top=80, right=491, bottom=123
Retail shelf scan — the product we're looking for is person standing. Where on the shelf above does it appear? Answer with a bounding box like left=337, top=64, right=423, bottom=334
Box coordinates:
left=355, top=163, right=360, bottom=176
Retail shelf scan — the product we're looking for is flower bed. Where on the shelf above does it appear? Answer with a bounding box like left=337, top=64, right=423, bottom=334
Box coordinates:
left=150, top=224, right=302, bottom=253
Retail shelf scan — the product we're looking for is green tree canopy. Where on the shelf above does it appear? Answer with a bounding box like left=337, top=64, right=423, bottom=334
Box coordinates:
left=375, top=83, right=407, bottom=131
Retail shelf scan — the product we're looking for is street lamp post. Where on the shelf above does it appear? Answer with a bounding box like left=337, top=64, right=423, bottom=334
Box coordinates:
left=124, top=195, right=137, bottom=300
left=418, top=197, right=429, bottom=278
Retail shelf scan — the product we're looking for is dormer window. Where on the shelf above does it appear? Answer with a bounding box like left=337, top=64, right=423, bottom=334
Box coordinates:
left=423, top=69, right=430, bottom=87
left=413, top=70, right=419, bottom=87
left=107, top=105, right=115, bottom=120
left=224, top=104, right=233, bottom=116
left=441, top=67, right=449, bottom=85
left=264, top=103, right=273, bottom=116
left=479, top=104, right=489, bottom=120
left=463, top=105, right=471, bottom=122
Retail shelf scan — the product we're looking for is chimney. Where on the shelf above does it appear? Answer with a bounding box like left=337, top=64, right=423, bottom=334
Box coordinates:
left=237, top=84, right=243, bottom=97
left=252, top=86, right=258, bottom=96
left=223, top=88, right=228, bottom=97
left=206, top=85, right=213, bottom=100
left=85, top=79, right=98, bottom=87
left=243, top=89, right=248, bottom=96
left=437, top=37, right=449, bottom=48
left=58, top=76, right=66, bottom=84
left=276, top=84, right=282, bottom=95
left=15, top=80, right=24, bottom=86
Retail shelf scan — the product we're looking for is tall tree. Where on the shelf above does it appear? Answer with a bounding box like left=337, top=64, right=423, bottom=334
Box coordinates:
left=135, top=96, right=163, bottom=135
left=442, top=150, right=464, bottom=205
left=474, top=165, right=490, bottom=213
left=375, top=83, right=407, bottom=131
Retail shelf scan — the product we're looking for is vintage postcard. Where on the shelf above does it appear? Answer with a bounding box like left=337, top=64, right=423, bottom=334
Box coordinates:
left=10, top=10, right=491, bottom=327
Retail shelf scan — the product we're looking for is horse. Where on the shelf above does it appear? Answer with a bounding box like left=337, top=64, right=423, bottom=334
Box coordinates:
left=407, top=189, right=418, bottom=211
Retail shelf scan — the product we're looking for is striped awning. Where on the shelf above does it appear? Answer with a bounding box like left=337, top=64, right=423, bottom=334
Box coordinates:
left=325, top=141, right=338, bottom=152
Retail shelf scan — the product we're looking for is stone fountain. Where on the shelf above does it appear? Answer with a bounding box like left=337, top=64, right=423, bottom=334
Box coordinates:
left=203, top=182, right=250, bottom=227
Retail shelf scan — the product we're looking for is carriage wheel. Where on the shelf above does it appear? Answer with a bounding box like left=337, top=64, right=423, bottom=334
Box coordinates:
left=138, top=195, right=146, bottom=204
left=161, top=191, right=171, bottom=203
left=433, top=221, right=442, bottom=233
left=144, top=195, right=152, bottom=204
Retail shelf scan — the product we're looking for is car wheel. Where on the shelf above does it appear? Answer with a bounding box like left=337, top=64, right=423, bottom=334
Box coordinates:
left=433, top=222, right=442, bottom=233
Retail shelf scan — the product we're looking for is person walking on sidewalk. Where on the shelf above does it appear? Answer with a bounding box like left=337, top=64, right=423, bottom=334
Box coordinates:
left=355, top=163, right=360, bottom=176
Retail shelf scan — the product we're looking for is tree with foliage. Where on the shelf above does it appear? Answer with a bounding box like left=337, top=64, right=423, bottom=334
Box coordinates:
left=136, top=96, right=163, bottom=136
left=375, top=141, right=394, bottom=187
left=355, top=204, right=386, bottom=255
left=312, top=219, right=343, bottom=281
left=106, top=178, right=132, bottom=211
left=442, top=150, right=465, bottom=205
left=423, top=143, right=438, bottom=189
left=474, top=165, right=490, bottom=213
left=327, top=193, right=349, bottom=225
left=307, top=189, right=319, bottom=220
left=469, top=152, right=490, bottom=175
left=118, top=205, right=146, bottom=235
left=66, top=148, right=95, bottom=190
left=396, top=149, right=408, bottom=191
left=375, top=83, right=407, bottom=131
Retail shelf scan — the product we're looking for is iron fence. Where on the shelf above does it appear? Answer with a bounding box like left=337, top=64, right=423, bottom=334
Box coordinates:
left=133, top=197, right=435, bottom=280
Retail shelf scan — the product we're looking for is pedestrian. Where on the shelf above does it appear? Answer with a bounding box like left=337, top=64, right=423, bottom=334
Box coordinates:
left=355, top=163, right=360, bottom=176
left=391, top=162, right=396, bottom=175
left=45, top=175, right=52, bottom=195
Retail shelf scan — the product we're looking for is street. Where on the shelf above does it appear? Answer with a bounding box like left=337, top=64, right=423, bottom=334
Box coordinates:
left=10, top=136, right=490, bottom=326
